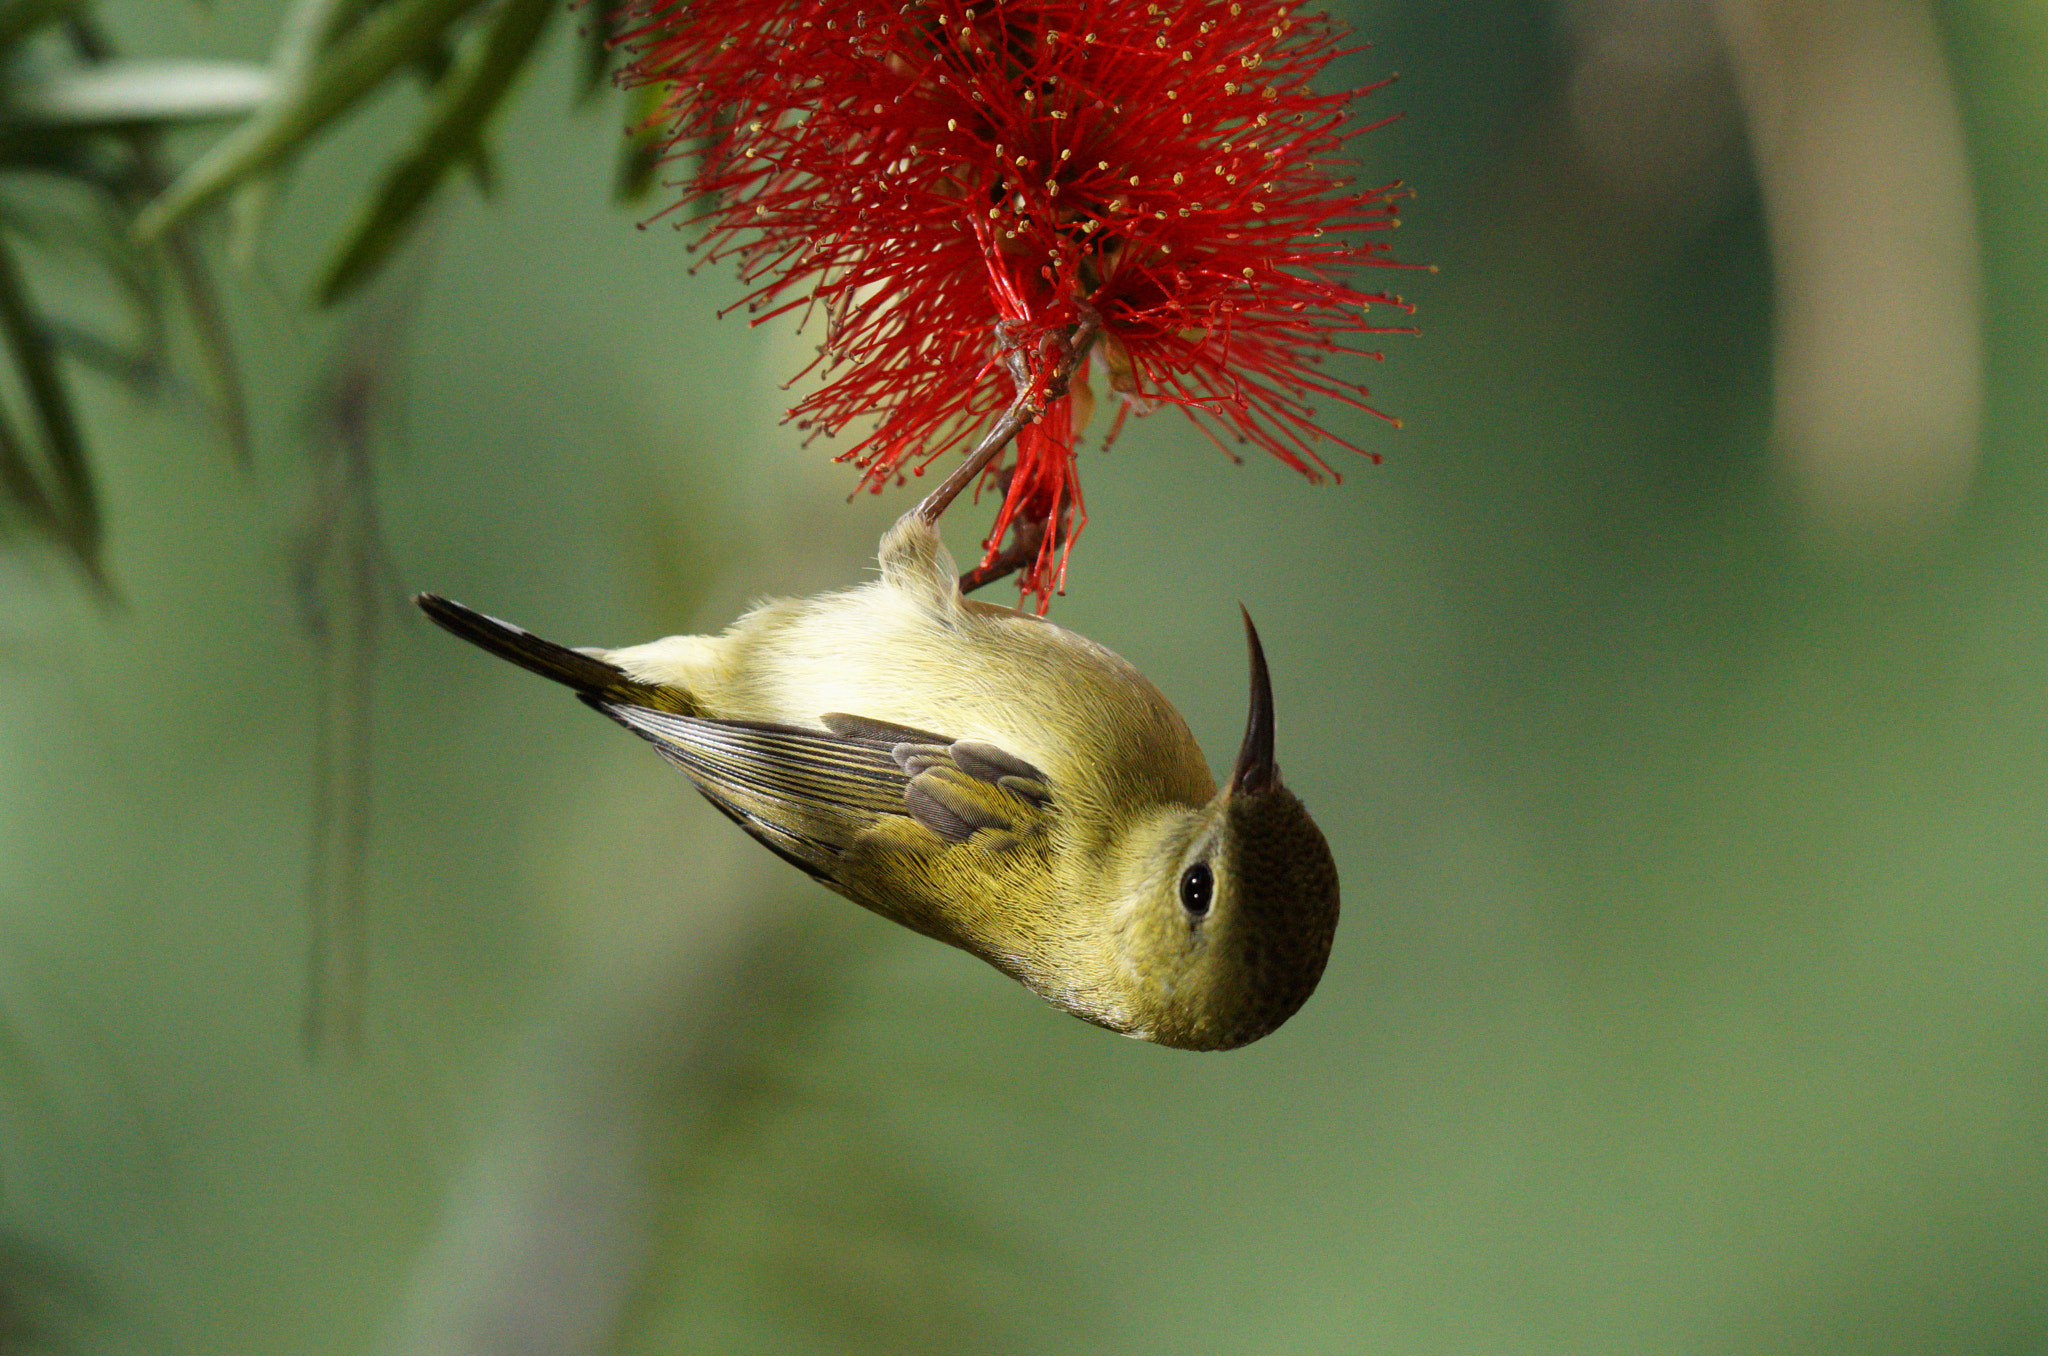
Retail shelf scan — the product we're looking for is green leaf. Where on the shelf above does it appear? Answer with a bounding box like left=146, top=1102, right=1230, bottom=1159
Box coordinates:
left=10, top=60, right=274, bottom=127
left=133, top=0, right=493, bottom=241
left=0, top=397, right=60, bottom=538
left=224, top=0, right=379, bottom=260
left=411, top=33, right=457, bottom=90
left=576, top=0, right=616, bottom=105
left=277, top=0, right=383, bottom=69
left=44, top=320, right=166, bottom=391
left=0, top=195, right=154, bottom=311
left=0, top=229, right=98, bottom=578
left=317, top=0, right=554, bottom=305
left=226, top=172, right=280, bottom=272
left=0, top=0, right=83, bottom=52
left=162, top=229, right=249, bottom=463
left=614, top=81, right=665, bottom=204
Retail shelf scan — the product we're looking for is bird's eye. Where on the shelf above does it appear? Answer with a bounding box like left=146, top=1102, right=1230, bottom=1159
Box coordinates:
left=1179, top=861, right=1214, bottom=918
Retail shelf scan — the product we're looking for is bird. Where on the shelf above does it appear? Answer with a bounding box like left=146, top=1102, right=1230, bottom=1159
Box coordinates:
left=415, top=510, right=1339, bottom=1050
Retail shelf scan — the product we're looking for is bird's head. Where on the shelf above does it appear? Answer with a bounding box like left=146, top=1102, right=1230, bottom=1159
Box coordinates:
left=1107, top=611, right=1340, bottom=1051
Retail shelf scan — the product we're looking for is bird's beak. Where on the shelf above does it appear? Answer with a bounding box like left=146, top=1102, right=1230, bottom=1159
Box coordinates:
left=1228, top=606, right=1280, bottom=796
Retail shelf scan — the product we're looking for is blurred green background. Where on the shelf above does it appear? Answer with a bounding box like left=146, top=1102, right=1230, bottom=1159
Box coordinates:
left=3, top=0, right=2047, bottom=1352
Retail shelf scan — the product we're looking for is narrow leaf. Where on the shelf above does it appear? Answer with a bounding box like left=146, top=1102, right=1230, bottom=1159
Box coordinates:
left=575, top=0, right=616, bottom=105
left=613, top=82, right=664, bottom=203
left=0, top=395, right=60, bottom=535
left=46, top=321, right=165, bottom=391
left=0, top=195, right=152, bottom=308
left=162, top=230, right=249, bottom=463
left=225, top=0, right=379, bottom=260
left=317, top=0, right=554, bottom=305
left=278, top=0, right=383, bottom=68
left=12, top=60, right=273, bottom=127
left=134, top=0, right=492, bottom=240
left=0, top=230, right=98, bottom=577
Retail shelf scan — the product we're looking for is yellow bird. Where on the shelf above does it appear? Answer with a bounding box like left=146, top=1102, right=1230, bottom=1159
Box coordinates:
left=416, top=511, right=1338, bottom=1050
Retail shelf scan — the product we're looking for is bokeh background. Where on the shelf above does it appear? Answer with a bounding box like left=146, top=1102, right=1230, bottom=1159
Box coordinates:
left=2, top=0, right=2046, bottom=1352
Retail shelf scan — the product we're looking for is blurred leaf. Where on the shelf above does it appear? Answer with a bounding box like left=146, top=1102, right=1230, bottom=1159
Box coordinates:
left=0, top=0, right=82, bottom=53
left=297, top=253, right=428, bottom=1057
left=224, top=170, right=277, bottom=270
left=613, top=80, right=664, bottom=204
left=133, top=0, right=493, bottom=241
left=9, top=59, right=273, bottom=126
left=0, top=12, right=254, bottom=565
left=410, top=30, right=499, bottom=193
left=0, top=400, right=62, bottom=544
left=277, top=0, right=383, bottom=66
left=44, top=318, right=164, bottom=389
left=412, top=31, right=456, bottom=88
left=317, top=0, right=553, bottom=305
left=54, top=11, right=251, bottom=463
left=162, top=226, right=248, bottom=461
left=576, top=0, right=616, bottom=104
left=0, top=189, right=194, bottom=421
left=0, top=121, right=118, bottom=179
left=0, top=230, right=99, bottom=584
left=224, top=0, right=377, bottom=261
left=0, top=193, right=157, bottom=317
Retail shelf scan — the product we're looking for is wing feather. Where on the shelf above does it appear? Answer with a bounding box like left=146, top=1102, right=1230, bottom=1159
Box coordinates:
left=587, top=698, right=1056, bottom=888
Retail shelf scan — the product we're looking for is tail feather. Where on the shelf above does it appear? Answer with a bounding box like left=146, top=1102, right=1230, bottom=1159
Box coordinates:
left=414, top=594, right=696, bottom=714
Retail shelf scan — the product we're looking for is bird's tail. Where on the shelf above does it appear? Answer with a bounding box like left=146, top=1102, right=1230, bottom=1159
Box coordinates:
left=414, top=594, right=697, bottom=714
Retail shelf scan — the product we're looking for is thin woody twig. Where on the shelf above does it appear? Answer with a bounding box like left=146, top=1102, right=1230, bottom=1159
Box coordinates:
left=958, top=505, right=1056, bottom=596
left=913, top=306, right=1101, bottom=528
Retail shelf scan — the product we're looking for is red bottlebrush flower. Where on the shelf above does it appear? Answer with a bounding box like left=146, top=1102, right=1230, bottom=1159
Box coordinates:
left=620, top=0, right=1417, bottom=607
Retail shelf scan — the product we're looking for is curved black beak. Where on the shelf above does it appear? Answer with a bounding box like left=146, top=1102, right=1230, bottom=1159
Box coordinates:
left=1228, top=605, right=1280, bottom=796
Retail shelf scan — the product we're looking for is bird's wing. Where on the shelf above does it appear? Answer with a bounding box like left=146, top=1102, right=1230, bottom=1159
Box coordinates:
left=587, top=700, right=1055, bottom=885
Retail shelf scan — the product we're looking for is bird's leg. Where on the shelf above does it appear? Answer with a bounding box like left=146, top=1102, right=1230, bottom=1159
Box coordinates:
left=913, top=370, right=1039, bottom=527
left=912, top=305, right=1103, bottom=528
